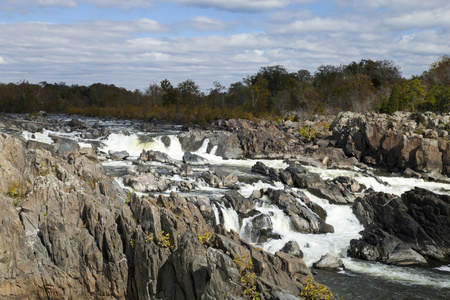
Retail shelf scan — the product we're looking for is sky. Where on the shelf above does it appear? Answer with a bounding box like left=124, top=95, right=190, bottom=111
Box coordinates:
left=0, top=0, right=449, bottom=92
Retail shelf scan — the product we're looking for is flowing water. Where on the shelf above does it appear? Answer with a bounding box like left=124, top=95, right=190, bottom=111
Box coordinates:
left=21, top=115, right=450, bottom=300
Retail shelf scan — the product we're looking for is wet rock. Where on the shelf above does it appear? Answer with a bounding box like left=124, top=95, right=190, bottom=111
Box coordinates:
left=123, top=173, right=172, bottom=192
left=222, top=190, right=255, bottom=217
left=313, top=253, right=344, bottom=269
left=140, top=149, right=180, bottom=167
left=252, top=161, right=271, bottom=175
left=108, top=150, right=130, bottom=160
left=161, top=135, right=171, bottom=147
left=242, top=213, right=273, bottom=243
left=175, top=163, right=193, bottom=177
left=349, top=188, right=450, bottom=265
left=179, top=119, right=303, bottom=160
left=199, top=169, right=238, bottom=189
left=280, top=241, right=303, bottom=259
left=66, top=118, right=85, bottom=129
left=266, top=189, right=334, bottom=234
left=176, top=181, right=195, bottom=192
left=183, top=151, right=209, bottom=166
left=22, top=121, right=43, bottom=133
left=403, top=168, right=422, bottom=179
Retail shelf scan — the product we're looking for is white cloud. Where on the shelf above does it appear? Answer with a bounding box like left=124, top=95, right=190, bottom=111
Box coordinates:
left=33, top=0, right=77, bottom=7
left=0, top=0, right=448, bottom=90
left=384, top=7, right=450, bottom=30
left=268, top=17, right=361, bottom=34
left=81, top=0, right=153, bottom=10
left=185, top=16, right=233, bottom=31
left=166, top=0, right=291, bottom=12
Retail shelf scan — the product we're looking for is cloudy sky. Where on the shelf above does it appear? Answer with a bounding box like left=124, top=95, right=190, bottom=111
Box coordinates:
left=0, top=0, right=449, bottom=91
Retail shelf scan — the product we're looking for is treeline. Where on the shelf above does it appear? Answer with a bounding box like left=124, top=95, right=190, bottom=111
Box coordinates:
left=0, top=56, right=448, bottom=123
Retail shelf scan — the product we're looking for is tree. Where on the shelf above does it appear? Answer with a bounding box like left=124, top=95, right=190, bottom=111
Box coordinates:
left=422, top=55, right=450, bottom=87
left=160, top=79, right=177, bottom=106
left=208, top=81, right=226, bottom=108
left=243, top=76, right=270, bottom=114
left=177, top=79, right=201, bottom=106
left=386, top=85, right=399, bottom=114
left=145, top=82, right=162, bottom=107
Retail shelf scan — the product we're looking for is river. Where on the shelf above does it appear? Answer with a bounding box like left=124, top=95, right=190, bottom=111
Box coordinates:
left=22, top=115, right=450, bottom=300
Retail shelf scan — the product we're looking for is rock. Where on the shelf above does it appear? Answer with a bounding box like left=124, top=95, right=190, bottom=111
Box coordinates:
left=331, top=111, right=450, bottom=175
left=403, top=168, right=422, bottom=178
left=179, top=119, right=303, bottom=160
left=108, top=150, right=130, bottom=160
left=177, top=163, right=194, bottom=177
left=416, top=139, right=442, bottom=173
left=348, top=188, right=450, bottom=265
left=280, top=241, right=303, bottom=259
left=140, top=150, right=180, bottom=167
left=161, top=135, right=171, bottom=147
left=66, top=118, right=85, bottom=129
left=266, top=189, right=334, bottom=234
left=123, top=173, right=172, bottom=192
left=313, top=253, right=344, bottom=269
left=222, top=191, right=255, bottom=217
left=22, top=121, right=43, bottom=133
left=183, top=151, right=209, bottom=166
left=199, top=169, right=239, bottom=189
left=51, top=136, right=79, bottom=158
left=252, top=161, right=271, bottom=175
left=242, top=213, right=274, bottom=243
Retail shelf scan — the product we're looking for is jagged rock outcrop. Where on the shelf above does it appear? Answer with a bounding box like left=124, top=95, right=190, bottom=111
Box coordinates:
left=0, top=132, right=321, bottom=299
left=138, top=149, right=181, bottom=168
left=331, top=111, right=450, bottom=175
left=178, top=119, right=304, bottom=159
left=348, top=188, right=450, bottom=266
left=252, top=162, right=358, bottom=205
left=199, top=169, right=239, bottom=189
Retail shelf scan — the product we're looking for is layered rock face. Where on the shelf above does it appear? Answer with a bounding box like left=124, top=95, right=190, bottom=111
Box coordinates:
left=331, top=111, right=450, bottom=175
left=179, top=119, right=303, bottom=159
left=0, top=132, right=319, bottom=299
left=348, top=188, right=450, bottom=266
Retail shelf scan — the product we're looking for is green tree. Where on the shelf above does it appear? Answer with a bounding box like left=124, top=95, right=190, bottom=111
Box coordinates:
left=387, top=85, right=399, bottom=114
left=160, top=79, right=177, bottom=106
left=177, top=79, right=201, bottom=106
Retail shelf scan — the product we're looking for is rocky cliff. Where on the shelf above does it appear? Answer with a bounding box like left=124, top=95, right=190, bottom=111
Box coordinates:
left=0, top=132, right=324, bottom=299
left=330, top=111, right=450, bottom=175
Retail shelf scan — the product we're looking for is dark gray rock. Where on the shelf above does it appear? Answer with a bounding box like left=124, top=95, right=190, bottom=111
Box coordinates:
left=349, top=188, right=450, bottom=265
left=108, top=150, right=130, bottom=160
left=183, top=151, right=209, bottom=166
left=199, top=169, right=238, bottom=189
left=280, top=241, right=303, bottom=259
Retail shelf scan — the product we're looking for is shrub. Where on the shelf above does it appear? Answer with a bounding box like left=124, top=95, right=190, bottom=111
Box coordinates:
left=300, top=277, right=333, bottom=300
left=198, top=229, right=213, bottom=246
left=233, top=254, right=260, bottom=300
left=157, top=231, right=172, bottom=248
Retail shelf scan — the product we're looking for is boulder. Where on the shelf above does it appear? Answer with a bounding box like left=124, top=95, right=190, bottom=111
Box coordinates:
left=183, top=151, right=209, bottom=166
left=280, top=241, right=303, bottom=259
left=199, top=169, right=238, bottom=189
left=313, top=253, right=344, bottom=269
left=349, top=188, right=450, bottom=265
left=123, top=173, right=172, bottom=192
left=108, top=150, right=130, bottom=160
